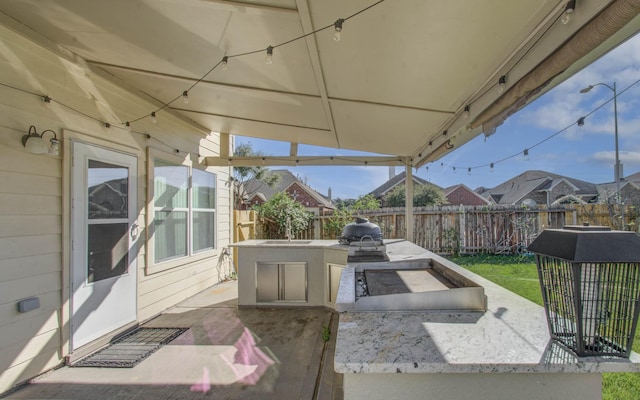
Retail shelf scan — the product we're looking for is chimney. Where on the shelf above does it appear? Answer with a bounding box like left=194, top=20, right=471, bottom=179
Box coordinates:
left=327, top=187, right=332, bottom=203
left=388, top=166, right=396, bottom=180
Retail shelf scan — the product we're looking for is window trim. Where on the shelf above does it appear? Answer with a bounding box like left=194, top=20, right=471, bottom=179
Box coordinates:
left=146, top=148, right=217, bottom=274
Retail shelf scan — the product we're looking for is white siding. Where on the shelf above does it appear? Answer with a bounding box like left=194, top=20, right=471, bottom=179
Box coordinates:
left=0, top=23, right=231, bottom=394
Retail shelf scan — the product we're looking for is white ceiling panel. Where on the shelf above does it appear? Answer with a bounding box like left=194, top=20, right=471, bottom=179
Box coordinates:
left=1, top=0, right=637, bottom=163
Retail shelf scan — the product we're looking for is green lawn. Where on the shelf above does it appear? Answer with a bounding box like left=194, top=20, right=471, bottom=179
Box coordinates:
left=448, top=254, right=640, bottom=400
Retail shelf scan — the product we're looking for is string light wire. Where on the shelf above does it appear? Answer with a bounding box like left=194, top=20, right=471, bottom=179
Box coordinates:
left=437, top=78, right=640, bottom=172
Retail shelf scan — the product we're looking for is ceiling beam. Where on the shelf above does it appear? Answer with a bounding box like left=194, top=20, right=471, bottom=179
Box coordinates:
left=206, top=155, right=407, bottom=167
left=295, top=0, right=340, bottom=147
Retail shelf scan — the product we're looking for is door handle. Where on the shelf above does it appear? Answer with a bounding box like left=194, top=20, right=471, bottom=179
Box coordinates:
left=130, top=222, right=139, bottom=240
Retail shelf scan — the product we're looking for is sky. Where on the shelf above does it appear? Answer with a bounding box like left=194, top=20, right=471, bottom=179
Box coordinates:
left=235, top=33, right=640, bottom=200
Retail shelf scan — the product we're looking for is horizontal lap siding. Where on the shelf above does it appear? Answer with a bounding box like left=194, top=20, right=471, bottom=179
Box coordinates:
left=0, top=119, right=63, bottom=392
left=0, top=23, right=232, bottom=394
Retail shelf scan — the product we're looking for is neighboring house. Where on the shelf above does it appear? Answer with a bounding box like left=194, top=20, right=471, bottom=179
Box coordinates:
left=240, top=169, right=334, bottom=214
left=443, top=184, right=492, bottom=206
left=369, top=170, right=441, bottom=206
left=481, top=170, right=598, bottom=207
left=595, top=171, right=640, bottom=204
left=0, top=25, right=232, bottom=393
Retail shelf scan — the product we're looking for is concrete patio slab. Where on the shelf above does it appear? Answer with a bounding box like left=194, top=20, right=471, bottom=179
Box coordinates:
left=3, top=280, right=342, bottom=400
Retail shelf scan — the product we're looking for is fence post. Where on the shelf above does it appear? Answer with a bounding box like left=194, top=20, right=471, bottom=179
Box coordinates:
left=459, top=205, right=466, bottom=253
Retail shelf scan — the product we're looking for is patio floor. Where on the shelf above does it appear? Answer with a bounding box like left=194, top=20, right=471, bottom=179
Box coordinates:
left=3, top=280, right=343, bottom=400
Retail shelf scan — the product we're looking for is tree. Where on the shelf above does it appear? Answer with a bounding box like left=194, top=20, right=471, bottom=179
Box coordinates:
left=254, top=192, right=313, bottom=239
left=325, top=194, right=381, bottom=239
left=232, top=143, right=279, bottom=209
left=384, top=183, right=447, bottom=207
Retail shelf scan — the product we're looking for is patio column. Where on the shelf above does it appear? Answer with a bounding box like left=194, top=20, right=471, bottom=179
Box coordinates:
left=405, top=165, right=414, bottom=242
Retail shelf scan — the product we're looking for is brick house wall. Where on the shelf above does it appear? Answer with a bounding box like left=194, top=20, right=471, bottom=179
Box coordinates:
left=446, top=186, right=488, bottom=206
left=286, top=182, right=321, bottom=207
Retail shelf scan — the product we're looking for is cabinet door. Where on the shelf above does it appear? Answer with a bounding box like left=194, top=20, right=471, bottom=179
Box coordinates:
left=329, top=264, right=345, bottom=304
left=283, top=263, right=307, bottom=301
left=256, top=263, right=279, bottom=302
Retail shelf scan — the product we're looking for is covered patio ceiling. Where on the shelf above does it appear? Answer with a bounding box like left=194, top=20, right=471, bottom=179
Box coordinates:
left=1, top=0, right=639, bottom=167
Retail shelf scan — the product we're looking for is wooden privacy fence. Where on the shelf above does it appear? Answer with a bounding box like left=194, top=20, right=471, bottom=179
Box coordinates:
left=236, top=204, right=639, bottom=255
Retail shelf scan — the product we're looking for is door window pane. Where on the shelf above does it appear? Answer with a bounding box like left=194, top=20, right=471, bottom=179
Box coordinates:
left=88, top=223, right=129, bottom=283
left=88, top=160, right=128, bottom=219
left=154, top=210, right=188, bottom=262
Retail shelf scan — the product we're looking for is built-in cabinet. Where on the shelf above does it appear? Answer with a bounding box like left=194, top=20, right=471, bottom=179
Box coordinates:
left=256, top=262, right=307, bottom=302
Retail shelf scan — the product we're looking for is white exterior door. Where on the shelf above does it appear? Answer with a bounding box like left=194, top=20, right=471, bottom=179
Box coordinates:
left=71, top=142, right=138, bottom=350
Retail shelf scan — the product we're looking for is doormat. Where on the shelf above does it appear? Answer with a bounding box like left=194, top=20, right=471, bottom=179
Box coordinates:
left=72, top=327, right=188, bottom=368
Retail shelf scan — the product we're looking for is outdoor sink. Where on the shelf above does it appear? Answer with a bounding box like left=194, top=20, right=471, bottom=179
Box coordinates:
left=260, top=240, right=313, bottom=245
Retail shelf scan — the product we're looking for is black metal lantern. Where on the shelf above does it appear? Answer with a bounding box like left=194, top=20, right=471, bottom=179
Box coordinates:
left=528, top=225, right=640, bottom=358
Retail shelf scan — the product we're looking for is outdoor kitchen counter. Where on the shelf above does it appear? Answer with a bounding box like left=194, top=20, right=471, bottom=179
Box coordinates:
left=334, top=246, right=640, bottom=400
left=230, top=239, right=428, bottom=308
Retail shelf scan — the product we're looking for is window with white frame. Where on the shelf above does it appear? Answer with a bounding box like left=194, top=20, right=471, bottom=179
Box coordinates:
left=153, top=158, right=216, bottom=263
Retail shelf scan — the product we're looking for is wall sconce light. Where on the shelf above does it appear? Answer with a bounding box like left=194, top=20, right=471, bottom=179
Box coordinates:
left=21, top=125, right=60, bottom=156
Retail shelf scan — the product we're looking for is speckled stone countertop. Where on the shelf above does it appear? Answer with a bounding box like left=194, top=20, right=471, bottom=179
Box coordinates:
left=229, top=239, right=344, bottom=248
left=334, top=245, right=640, bottom=374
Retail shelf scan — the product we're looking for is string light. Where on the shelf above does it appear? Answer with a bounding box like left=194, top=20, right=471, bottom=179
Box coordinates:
left=490, top=163, right=494, bottom=173
left=577, top=116, right=585, bottom=126
left=266, top=46, right=274, bottom=64
left=467, top=167, right=471, bottom=175
left=3, top=0, right=631, bottom=171
left=523, top=148, right=529, bottom=161
left=561, top=0, right=576, bottom=24
left=334, top=19, right=344, bottom=41
left=125, top=121, right=131, bottom=131
left=104, top=122, right=111, bottom=128
left=498, top=75, right=507, bottom=93
left=182, top=90, right=189, bottom=104
left=463, top=105, right=470, bottom=119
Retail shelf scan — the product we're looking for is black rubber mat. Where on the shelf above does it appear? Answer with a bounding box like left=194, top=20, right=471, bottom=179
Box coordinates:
left=72, top=327, right=188, bottom=368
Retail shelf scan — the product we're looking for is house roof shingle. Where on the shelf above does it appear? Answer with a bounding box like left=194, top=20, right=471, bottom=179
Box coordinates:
left=369, top=171, right=435, bottom=198
left=244, top=169, right=333, bottom=208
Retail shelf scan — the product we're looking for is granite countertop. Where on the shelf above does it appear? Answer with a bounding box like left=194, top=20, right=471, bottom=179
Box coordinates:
left=334, top=248, right=640, bottom=374
left=229, top=239, right=343, bottom=248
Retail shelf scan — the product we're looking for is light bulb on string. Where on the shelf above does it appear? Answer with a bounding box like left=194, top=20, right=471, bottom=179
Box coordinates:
left=124, top=121, right=131, bottom=132
left=467, top=167, right=471, bottom=175
left=577, top=117, right=585, bottom=127
left=151, top=111, right=157, bottom=124
left=262, top=157, right=266, bottom=165
left=498, top=75, right=507, bottom=93
left=490, top=163, right=494, bottom=173
left=221, top=56, right=228, bottom=71
left=334, top=19, right=344, bottom=41
left=561, top=0, right=575, bottom=24
left=104, top=122, right=111, bottom=129
left=43, top=95, right=52, bottom=109
left=463, top=105, right=470, bottom=119
left=266, top=46, right=273, bottom=64
left=182, top=91, right=189, bottom=104
left=523, top=148, right=529, bottom=161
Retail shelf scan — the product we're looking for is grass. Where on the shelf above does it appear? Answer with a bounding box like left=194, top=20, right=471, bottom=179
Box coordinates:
left=448, top=254, right=640, bottom=400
